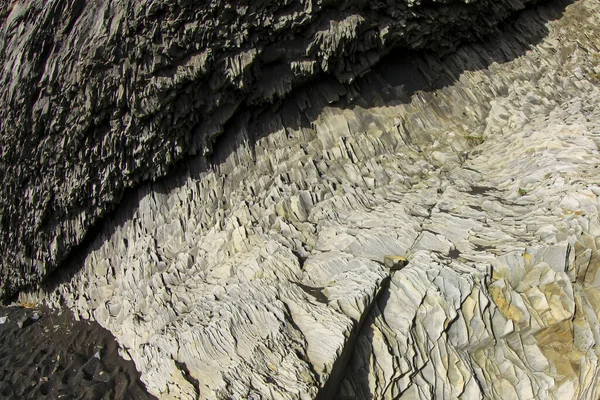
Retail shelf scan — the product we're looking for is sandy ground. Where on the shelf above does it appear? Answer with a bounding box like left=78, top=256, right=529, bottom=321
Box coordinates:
left=0, top=304, right=156, bottom=399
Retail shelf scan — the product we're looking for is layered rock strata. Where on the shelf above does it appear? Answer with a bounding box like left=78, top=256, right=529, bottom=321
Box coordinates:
left=0, top=0, right=545, bottom=301
left=18, top=0, right=600, bottom=398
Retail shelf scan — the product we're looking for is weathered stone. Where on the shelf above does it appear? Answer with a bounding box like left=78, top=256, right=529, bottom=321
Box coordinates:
left=0, top=0, right=546, bottom=301
left=9, top=0, right=600, bottom=398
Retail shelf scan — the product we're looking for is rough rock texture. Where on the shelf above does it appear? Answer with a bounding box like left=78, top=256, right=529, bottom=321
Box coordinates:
left=0, top=0, right=544, bottom=301
left=17, top=0, right=600, bottom=398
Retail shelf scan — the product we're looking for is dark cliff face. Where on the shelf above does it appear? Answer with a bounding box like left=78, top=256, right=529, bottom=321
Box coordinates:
left=0, top=0, right=536, bottom=300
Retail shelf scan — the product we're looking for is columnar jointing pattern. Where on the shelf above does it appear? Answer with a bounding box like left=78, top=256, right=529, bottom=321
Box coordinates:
left=13, top=0, right=600, bottom=398
left=1, top=0, right=539, bottom=301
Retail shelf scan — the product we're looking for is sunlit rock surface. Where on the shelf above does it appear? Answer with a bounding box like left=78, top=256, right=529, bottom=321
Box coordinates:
left=15, top=0, right=600, bottom=398
left=0, top=0, right=541, bottom=301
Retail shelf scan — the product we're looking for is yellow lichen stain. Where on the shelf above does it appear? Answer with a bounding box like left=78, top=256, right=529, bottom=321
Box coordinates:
left=489, top=283, right=526, bottom=325
left=16, top=302, right=38, bottom=309
left=522, top=252, right=534, bottom=271
left=535, top=288, right=591, bottom=392
left=534, top=318, right=582, bottom=385
left=491, top=268, right=503, bottom=280
left=383, top=255, right=408, bottom=270
left=539, top=283, right=572, bottom=324
left=562, top=210, right=585, bottom=216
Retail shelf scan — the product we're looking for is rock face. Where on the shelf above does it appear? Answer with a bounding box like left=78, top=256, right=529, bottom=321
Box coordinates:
left=0, top=0, right=541, bottom=301
left=14, top=0, right=600, bottom=397
left=7, top=0, right=600, bottom=398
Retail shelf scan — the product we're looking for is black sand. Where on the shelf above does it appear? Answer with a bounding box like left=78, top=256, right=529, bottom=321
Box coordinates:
left=0, top=305, right=156, bottom=399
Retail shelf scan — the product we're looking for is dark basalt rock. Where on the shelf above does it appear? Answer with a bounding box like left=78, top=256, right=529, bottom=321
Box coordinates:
left=0, top=0, right=539, bottom=301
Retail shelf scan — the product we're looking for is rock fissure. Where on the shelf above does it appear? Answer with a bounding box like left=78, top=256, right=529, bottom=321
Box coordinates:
left=173, top=359, right=201, bottom=399
left=316, top=274, right=393, bottom=400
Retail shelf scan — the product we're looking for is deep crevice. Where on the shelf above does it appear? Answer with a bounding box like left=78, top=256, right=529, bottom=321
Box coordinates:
left=173, top=360, right=200, bottom=399
left=316, top=274, right=392, bottom=400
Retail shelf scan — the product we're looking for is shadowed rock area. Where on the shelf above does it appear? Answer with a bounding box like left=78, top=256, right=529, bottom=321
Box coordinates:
left=0, top=304, right=156, bottom=399
left=5, top=0, right=600, bottom=398
left=1, top=0, right=544, bottom=301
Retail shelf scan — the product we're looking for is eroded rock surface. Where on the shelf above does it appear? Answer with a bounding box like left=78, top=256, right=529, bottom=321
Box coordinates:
left=0, top=0, right=546, bottom=301
left=17, top=0, right=600, bottom=398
